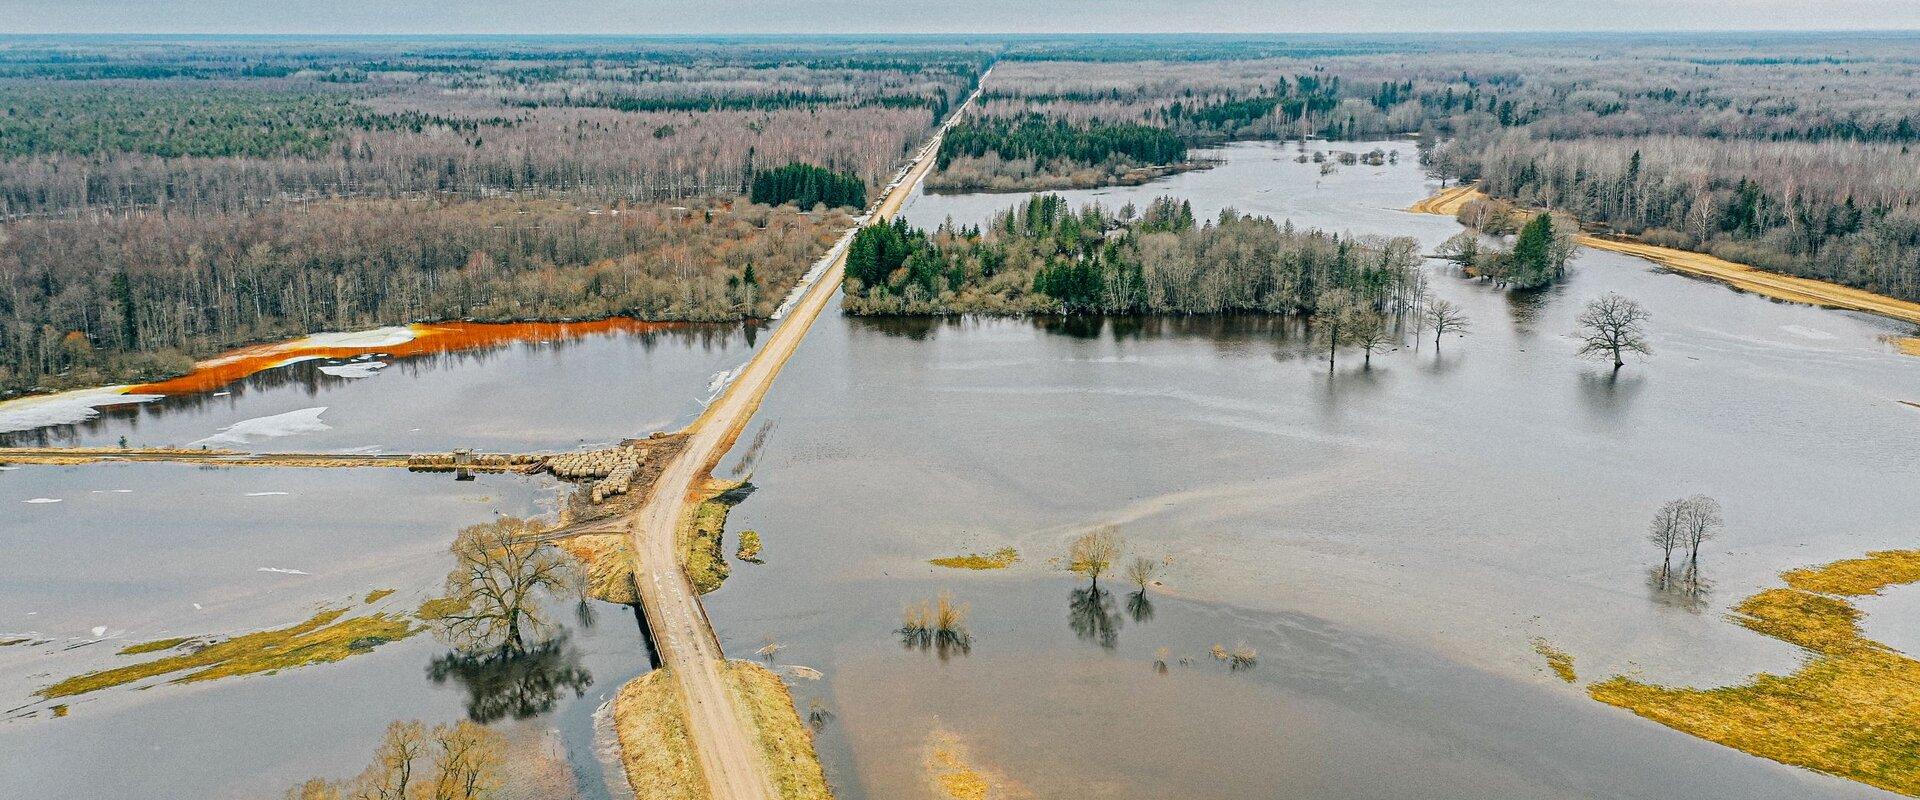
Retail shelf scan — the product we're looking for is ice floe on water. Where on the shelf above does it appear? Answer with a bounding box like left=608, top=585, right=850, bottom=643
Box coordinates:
left=22, top=497, right=62, bottom=504
left=89, top=489, right=134, bottom=494
left=706, top=365, right=743, bottom=400
left=317, top=360, right=388, bottom=379
left=244, top=491, right=290, bottom=497
left=297, top=327, right=414, bottom=349
left=190, top=407, right=331, bottom=447
left=257, top=567, right=309, bottom=575
left=0, top=386, right=163, bottom=434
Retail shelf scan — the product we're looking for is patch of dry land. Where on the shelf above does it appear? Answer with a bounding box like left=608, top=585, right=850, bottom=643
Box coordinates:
left=930, top=547, right=1019, bottom=570
left=612, top=661, right=831, bottom=800
left=39, top=606, right=418, bottom=700
left=1585, top=550, right=1920, bottom=796
left=1409, top=184, right=1920, bottom=332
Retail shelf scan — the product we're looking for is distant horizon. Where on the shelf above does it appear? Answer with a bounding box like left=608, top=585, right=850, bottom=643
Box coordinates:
left=4, top=0, right=1918, bottom=37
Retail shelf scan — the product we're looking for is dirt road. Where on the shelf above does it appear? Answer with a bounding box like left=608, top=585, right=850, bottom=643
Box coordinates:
left=619, top=72, right=984, bottom=800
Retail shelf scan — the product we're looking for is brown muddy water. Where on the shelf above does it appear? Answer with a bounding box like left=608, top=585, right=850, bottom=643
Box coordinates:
left=5, top=140, right=1919, bottom=799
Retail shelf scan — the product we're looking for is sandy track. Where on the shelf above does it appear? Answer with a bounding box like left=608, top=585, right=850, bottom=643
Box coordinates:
left=617, top=74, right=985, bottom=800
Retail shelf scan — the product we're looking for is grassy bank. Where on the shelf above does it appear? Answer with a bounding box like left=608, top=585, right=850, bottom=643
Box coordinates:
left=1409, top=184, right=1920, bottom=332
left=612, top=661, right=831, bottom=800
left=1586, top=549, right=1920, bottom=796
left=40, top=607, right=418, bottom=699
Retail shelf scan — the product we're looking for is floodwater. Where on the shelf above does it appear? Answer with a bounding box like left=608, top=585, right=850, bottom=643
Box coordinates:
left=5, top=140, right=1919, bottom=799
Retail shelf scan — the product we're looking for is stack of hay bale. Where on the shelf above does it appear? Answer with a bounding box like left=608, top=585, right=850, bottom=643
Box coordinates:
left=540, top=446, right=645, bottom=503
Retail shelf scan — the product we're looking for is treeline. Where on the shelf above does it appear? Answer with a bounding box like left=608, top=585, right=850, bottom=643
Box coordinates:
left=937, top=114, right=1186, bottom=171
left=0, top=44, right=982, bottom=218
left=748, top=163, right=867, bottom=209
left=1430, top=131, right=1920, bottom=301
left=928, top=114, right=1192, bottom=191
left=0, top=199, right=844, bottom=393
left=842, top=194, right=1422, bottom=316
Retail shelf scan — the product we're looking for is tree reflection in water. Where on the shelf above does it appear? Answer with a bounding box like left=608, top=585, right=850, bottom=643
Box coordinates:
left=1069, top=584, right=1122, bottom=650
left=427, top=631, right=593, bottom=724
left=1126, top=588, right=1155, bottom=623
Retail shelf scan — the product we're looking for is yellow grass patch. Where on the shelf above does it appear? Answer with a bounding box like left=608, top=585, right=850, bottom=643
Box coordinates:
left=612, top=662, right=831, bottom=800
left=1532, top=638, right=1577, bottom=683
left=117, top=636, right=194, bottom=656
left=682, top=478, right=741, bottom=595
left=728, top=661, right=833, bottom=800
left=930, top=547, right=1019, bottom=570
left=924, top=728, right=1028, bottom=800
left=39, top=608, right=418, bottom=699
left=557, top=532, right=639, bottom=605
left=363, top=588, right=395, bottom=604
left=1888, top=336, right=1920, bottom=357
left=612, top=670, right=709, bottom=800
left=1587, top=549, right=1920, bottom=796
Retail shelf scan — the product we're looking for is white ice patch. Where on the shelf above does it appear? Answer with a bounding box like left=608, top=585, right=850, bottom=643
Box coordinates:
left=292, top=326, right=414, bottom=350
left=0, top=386, right=162, bottom=434
left=317, top=360, right=387, bottom=378
left=244, top=491, right=289, bottom=497
left=257, top=567, right=309, bottom=575
left=191, top=407, right=331, bottom=447
left=89, top=489, right=134, bottom=494
left=22, top=497, right=62, bottom=504
left=90, top=626, right=106, bottom=637
left=705, top=366, right=743, bottom=400
left=1780, top=324, right=1837, bottom=340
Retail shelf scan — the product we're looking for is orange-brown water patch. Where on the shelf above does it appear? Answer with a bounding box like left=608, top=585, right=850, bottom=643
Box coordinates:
left=128, top=319, right=682, bottom=396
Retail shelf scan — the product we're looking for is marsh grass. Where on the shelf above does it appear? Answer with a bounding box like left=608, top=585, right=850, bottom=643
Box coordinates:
left=728, top=661, right=834, bottom=800
left=1589, top=549, right=1920, bottom=796
left=901, top=592, right=973, bottom=659
left=40, top=608, right=418, bottom=699
left=1531, top=638, right=1577, bottom=683
left=737, top=530, right=763, bottom=563
left=116, top=636, right=194, bottom=656
left=929, top=547, right=1018, bottom=570
left=682, top=478, right=742, bottom=595
left=1211, top=642, right=1258, bottom=671
left=363, top=588, right=395, bottom=604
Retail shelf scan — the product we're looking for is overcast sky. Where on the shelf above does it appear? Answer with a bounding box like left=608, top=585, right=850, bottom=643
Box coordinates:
left=1, top=0, right=1916, bottom=35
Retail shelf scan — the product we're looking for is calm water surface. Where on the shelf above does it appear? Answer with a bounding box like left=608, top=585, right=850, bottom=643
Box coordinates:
left=4, top=140, right=1917, bottom=799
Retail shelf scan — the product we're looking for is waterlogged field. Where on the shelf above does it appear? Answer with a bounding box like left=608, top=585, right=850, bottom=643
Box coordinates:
left=3, top=140, right=1918, bottom=799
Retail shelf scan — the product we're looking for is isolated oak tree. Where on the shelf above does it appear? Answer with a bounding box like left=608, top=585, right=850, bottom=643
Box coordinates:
left=1576, top=292, right=1652, bottom=370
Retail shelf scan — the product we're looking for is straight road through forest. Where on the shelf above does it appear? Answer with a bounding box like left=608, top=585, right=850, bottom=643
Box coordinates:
left=620, top=71, right=987, bottom=800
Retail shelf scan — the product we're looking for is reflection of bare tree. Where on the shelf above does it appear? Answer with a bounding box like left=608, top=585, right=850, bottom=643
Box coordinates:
left=1645, top=567, right=1712, bottom=612
left=1125, top=589, right=1155, bottom=623
left=1069, top=584, right=1122, bottom=650
left=427, top=632, right=593, bottom=724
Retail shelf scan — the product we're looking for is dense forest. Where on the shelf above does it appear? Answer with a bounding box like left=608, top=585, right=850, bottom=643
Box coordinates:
left=841, top=194, right=1422, bottom=316
left=928, top=114, right=1191, bottom=191
left=0, top=39, right=989, bottom=393
left=748, top=163, right=868, bottom=210
left=0, top=199, right=846, bottom=392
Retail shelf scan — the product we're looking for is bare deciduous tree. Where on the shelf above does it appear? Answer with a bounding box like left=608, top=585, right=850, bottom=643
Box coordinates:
left=1069, top=526, right=1123, bottom=585
left=435, top=518, right=580, bottom=657
left=1425, top=298, right=1470, bottom=351
left=1125, top=556, right=1159, bottom=590
left=1681, top=495, right=1724, bottom=590
left=289, top=719, right=504, bottom=800
left=1648, top=498, right=1686, bottom=588
left=1576, top=292, right=1653, bottom=370
left=1348, top=309, right=1396, bottom=368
